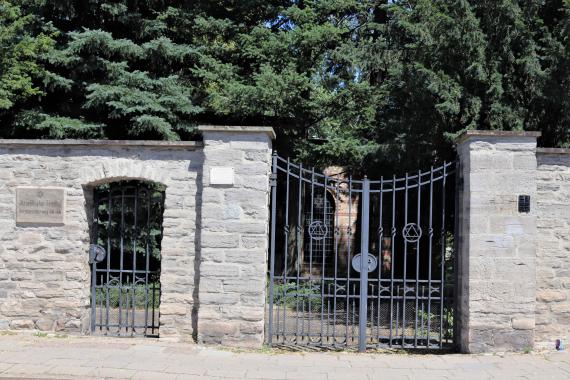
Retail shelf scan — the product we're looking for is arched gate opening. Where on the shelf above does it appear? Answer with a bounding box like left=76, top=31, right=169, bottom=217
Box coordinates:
left=89, top=180, right=165, bottom=337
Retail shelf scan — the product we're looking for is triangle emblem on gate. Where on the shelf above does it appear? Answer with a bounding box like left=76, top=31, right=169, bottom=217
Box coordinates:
left=402, top=223, right=422, bottom=243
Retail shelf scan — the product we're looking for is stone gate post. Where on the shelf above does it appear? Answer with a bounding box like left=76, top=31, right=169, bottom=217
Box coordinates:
left=197, top=126, right=275, bottom=347
left=456, top=131, right=541, bottom=353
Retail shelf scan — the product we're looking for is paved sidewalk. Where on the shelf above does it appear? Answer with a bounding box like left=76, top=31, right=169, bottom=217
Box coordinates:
left=0, top=334, right=568, bottom=379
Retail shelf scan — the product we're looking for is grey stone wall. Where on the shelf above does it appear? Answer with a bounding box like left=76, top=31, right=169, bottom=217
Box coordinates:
left=456, top=131, right=539, bottom=353
left=0, top=128, right=273, bottom=347
left=536, top=149, right=570, bottom=349
left=197, top=126, right=273, bottom=347
left=0, top=141, right=202, bottom=336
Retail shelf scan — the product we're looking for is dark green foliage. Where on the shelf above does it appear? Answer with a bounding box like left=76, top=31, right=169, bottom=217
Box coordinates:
left=0, top=1, right=55, bottom=109
left=1, top=1, right=569, bottom=173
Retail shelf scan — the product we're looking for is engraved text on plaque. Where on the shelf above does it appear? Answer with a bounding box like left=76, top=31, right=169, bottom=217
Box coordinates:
left=16, top=187, right=66, bottom=225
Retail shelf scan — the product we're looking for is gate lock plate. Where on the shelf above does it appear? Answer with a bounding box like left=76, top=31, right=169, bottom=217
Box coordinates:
left=351, top=253, right=378, bottom=273
left=89, top=244, right=106, bottom=264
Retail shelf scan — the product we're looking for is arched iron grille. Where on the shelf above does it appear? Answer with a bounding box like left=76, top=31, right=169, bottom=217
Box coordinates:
left=267, top=155, right=457, bottom=351
left=89, top=181, right=165, bottom=337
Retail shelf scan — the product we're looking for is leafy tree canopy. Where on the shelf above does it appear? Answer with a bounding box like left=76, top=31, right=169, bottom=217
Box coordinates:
left=1, top=0, right=569, bottom=174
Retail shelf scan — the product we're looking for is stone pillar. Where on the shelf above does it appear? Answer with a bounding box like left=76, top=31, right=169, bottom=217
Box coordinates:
left=197, top=126, right=274, bottom=347
left=456, top=130, right=540, bottom=353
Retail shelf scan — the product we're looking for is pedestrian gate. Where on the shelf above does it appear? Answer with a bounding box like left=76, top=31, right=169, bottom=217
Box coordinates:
left=89, top=181, right=164, bottom=337
left=267, top=155, right=457, bottom=351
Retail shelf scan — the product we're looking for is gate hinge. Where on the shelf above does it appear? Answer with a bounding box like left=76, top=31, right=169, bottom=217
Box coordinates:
left=269, top=173, right=277, bottom=187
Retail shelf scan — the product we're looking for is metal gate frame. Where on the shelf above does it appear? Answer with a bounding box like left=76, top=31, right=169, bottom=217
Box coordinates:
left=267, top=154, right=457, bottom=352
left=89, top=182, right=164, bottom=337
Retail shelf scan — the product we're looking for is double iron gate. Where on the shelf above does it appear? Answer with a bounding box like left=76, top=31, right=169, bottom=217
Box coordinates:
left=267, top=155, right=457, bottom=351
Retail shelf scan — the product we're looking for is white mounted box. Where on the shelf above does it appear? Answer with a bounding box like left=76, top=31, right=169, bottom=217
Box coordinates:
left=209, top=166, right=234, bottom=186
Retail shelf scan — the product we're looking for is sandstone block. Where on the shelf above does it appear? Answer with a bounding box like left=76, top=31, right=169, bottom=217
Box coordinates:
left=511, top=318, right=535, bottom=330
left=199, top=321, right=239, bottom=337
left=10, top=319, right=34, bottom=329
left=202, top=233, right=239, bottom=248
left=537, top=290, right=567, bottom=302
left=36, top=318, right=55, bottom=331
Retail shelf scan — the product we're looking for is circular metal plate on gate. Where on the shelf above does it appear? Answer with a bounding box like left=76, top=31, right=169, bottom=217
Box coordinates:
left=308, top=220, right=328, bottom=241
left=351, top=253, right=378, bottom=273
left=89, top=244, right=106, bottom=263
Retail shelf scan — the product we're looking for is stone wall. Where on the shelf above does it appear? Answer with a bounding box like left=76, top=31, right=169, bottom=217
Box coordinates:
left=456, top=131, right=539, bottom=353
left=0, top=140, right=201, bottom=336
left=536, top=149, right=570, bottom=349
left=0, top=126, right=274, bottom=347
left=2, top=127, right=568, bottom=352
left=197, top=126, right=273, bottom=347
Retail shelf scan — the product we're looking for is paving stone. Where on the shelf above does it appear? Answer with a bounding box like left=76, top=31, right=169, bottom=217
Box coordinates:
left=246, top=369, right=287, bottom=379
left=285, top=371, right=327, bottom=380
left=47, top=365, right=95, bottom=377
left=4, top=363, right=54, bottom=375
left=0, top=335, right=568, bottom=380
left=133, top=370, right=179, bottom=380
left=92, top=367, right=137, bottom=379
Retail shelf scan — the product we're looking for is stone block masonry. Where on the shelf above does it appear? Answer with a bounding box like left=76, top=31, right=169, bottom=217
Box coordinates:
left=456, top=131, right=540, bottom=353
left=1, top=127, right=570, bottom=353
left=0, top=126, right=274, bottom=347
left=535, top=148, right=570, bottom=349
left=456, top=131, right=570, bottom=353
left=197, top=126, right=273, bottom=347
left=0, top=139, right=203, bottom=338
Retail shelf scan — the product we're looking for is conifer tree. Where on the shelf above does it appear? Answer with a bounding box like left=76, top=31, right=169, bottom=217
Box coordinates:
left=0, top=0, right=568, bottom=172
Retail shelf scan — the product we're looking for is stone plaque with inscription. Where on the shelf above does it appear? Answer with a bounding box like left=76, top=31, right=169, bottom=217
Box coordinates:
left=16, top=187, right=66, bottom=225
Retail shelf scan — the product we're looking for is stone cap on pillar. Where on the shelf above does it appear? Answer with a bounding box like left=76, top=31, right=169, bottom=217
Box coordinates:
left=198, top=125, right=276, bottom=139
left=455, top=130, right=541, bottom=145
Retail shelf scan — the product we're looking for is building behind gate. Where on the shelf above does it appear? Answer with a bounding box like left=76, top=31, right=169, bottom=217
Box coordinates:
left=0, top=128, right=569, bottom=353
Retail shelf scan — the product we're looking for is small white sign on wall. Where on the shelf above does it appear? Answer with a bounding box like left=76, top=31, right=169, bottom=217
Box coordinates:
left=210, top=166, right=234, bottom=186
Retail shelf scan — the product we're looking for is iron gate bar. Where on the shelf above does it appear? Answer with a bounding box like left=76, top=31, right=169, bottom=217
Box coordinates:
left=346, top=175, right=352, bottom=346
left=376, top=177, right=383, bottom=344
left=402, top=173, right=408, bottom=346
left=428, top=166, right=434, bottom=345
left=333, top=180, right=340, bottom=343
left=309, top=167, right=314, bottom=339
left=358, top=178, right=370, bottom=352
left=144, top=188, right=150, bottom=336
left=106, top=192, right=111, bottom=332
left=414, top=170, right=421, bottom=347
left=268, top=154, right=277, bottom=345
left=296, top=163, right=302, bottom=342
left=440, top=163, right=447, bottom=348
left=321, top=175, right=327, bottom=342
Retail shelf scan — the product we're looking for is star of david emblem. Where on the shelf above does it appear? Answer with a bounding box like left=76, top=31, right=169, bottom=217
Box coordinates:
left=402, top=223, right=422, bottom=243
left=308, top=220, right=328, bottom=241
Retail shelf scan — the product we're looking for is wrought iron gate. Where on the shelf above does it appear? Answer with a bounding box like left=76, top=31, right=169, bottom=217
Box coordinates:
left=89, top=181, right=164, bottom=337
left=267, top=155, right=457, bottom=351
